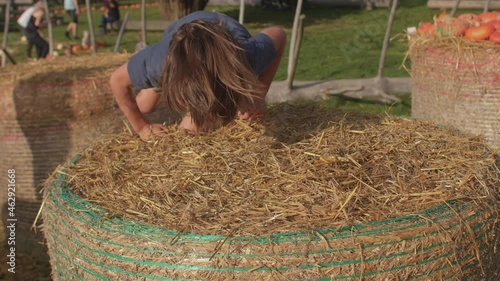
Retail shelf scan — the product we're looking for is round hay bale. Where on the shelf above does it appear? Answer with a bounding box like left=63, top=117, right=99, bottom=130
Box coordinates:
left=41, top=103, right=500, bottom=280
left=0, top=54, right=130, bottom=232
left=0, top=54, right=131, bottom=281
left=408, top=36, right=500, bottom=152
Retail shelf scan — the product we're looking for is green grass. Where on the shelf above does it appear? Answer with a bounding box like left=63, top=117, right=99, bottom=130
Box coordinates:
left=1, top=0, right=486, bottom=117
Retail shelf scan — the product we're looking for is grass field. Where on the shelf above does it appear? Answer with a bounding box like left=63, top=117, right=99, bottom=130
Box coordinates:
left=0, top=0, right=486, bottom=116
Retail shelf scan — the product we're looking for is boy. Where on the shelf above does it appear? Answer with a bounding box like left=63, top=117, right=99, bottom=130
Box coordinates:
left=110, top=11, right=286, bottom=140
left=100, top=0, right=120, bottom=34
left=64, top=0, right=80, bottom=39
left=17, top=1, right=49, bottom=59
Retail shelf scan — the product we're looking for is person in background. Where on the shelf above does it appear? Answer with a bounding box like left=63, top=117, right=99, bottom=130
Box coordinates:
left=17, top=1, right=49, bottom=60
left=64, top=0, right=80, bottom=39
left=110, top=11, right=286, bottom=140
left=100, top=0, right=120, bottom=34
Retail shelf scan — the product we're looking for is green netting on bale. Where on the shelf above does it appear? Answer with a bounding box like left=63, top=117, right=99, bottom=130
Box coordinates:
left=41, top=158, right=500, bottom=281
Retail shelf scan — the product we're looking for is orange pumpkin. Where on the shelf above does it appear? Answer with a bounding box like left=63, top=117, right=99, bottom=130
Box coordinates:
left=71, top=45, right=82, bottom=53
left=479, top=11, right=500, bottom=23
left=465, top=24, right=496, bottom=41
left=437, top=18, right=469, bottom=37
left=418, top=22, right=436, bottom=36
left=485, top=19, right=500, bottom=30
left=458, top=13, right=481, bottom=26
left=489, top=30, right=500, bottom=43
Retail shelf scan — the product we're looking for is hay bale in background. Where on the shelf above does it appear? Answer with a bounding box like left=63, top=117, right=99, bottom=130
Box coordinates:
left=42, top=103, right=500, bottom=280
left=409, top=37, right=500, bottom=152
left=0, top=54, right=129, bottom=210
left=0, top=53, right=180, bottom=280
left=0, top=53, right=147, bottom=281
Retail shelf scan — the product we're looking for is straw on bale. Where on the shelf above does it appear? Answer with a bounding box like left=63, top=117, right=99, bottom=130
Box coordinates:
left=408, top=35, right=500, bottom=152
left=42, top=102, right=500, bottom=281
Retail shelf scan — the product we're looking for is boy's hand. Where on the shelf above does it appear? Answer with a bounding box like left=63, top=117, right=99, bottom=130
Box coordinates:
left=138, top=123, right=168, bottom=141
left=239, top=100, right=266, bottom=121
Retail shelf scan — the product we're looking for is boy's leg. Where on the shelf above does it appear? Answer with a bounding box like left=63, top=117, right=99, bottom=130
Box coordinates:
left=72, top=22, right=77, bottom=38
left=100, top=15, right=108, bottom=33
left=30, top=39, right=41, bottom=59
left=38, top=37, right=49, bottom=58
left=71, top=11, right=79, bottom=38
left=136, top=88, right=161, bottom=113
left=24, top=32, right=34, bottom=58
left=30, top=34, right=49, bottom=58
left=27, top=42, right=33, bottom=59
left=65, top=10, right=73, bottom=38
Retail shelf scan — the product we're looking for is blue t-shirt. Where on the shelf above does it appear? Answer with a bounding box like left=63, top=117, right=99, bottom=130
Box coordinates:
left=64, top=0, right=75, bottom=11
left=127, top=11, right=277, bottom=90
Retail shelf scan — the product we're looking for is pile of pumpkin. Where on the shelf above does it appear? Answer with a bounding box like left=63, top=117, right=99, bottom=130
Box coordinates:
left=418, top=11, right=500, bottom=43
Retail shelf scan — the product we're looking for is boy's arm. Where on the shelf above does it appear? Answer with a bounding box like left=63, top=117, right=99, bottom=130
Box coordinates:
left=73, top=0, right=80, bottom=14
left=110, top=63, right=167, bottom=140
left=257, top=27, right=287, bottom=92
left=239, top=26, right=286, bottom=121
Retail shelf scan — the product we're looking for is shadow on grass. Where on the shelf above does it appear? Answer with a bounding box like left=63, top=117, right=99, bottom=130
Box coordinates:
left=322, top=93, right=412, bottom=117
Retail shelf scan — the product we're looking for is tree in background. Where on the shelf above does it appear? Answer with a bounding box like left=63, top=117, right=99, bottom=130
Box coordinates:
left=158, top=0, right=209, bottom=20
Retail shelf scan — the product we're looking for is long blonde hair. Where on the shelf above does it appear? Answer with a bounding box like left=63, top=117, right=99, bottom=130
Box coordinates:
left=159, top=20, right=266, bottom=131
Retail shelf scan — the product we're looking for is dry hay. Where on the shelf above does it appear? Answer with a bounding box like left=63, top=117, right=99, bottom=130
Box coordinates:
left=0, top=53, right=131, bottom=121
left=0, top=52, right=130, bottom=217
left=407, top=34, right=500, bottom=151
left=0, top=53, right=131, bottom=86
left=0, top=53, right=132, bottom=281
left=42, top=102, right=500, bottom=280
left=66, top=103, right=498, bottom=236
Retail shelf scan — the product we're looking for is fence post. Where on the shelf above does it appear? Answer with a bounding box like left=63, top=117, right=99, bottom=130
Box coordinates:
left=286, top=0, right=304, bottom=89
left=85, top=0, right=96, bottom=54
left=114, top=12, right=129, bottom=53
left=2, top=0, right=11, bottom=66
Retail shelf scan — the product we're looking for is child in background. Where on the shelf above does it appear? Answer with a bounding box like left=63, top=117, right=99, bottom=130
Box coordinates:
left=110, top=11, right=286, bottom=140
left=17, top=1, right=49, bottom=60
left=100, top=0, right=120, bottom=34
left=64, top=0, right=80, bottom=39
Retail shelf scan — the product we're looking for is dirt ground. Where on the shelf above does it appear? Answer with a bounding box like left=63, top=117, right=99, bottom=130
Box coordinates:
left=1, top=220, right=51, bottom=281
